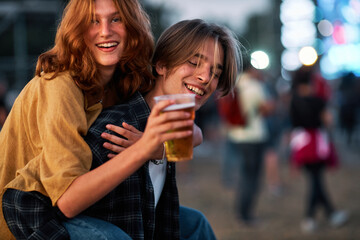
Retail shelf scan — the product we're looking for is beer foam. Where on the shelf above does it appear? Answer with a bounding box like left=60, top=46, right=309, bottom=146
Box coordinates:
left=163, top=102, right=195, bottom=111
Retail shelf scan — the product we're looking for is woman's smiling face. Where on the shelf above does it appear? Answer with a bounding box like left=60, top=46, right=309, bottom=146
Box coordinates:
left=84, top=0, right=127, bottom=74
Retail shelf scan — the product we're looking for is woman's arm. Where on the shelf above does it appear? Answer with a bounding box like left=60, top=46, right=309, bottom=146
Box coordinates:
left=57, top=100, right=194, bottom=218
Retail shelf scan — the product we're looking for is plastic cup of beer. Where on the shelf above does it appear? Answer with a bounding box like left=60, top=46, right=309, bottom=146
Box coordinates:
left=154, top=94, right=195, bottom=162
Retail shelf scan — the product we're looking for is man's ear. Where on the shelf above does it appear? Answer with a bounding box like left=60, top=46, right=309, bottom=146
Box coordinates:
left=155, top=62, right=166, bottom=76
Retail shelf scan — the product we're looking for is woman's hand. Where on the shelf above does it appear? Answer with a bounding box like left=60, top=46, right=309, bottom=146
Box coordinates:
left=101, top=123, right=143, bottom=158
left=101, top=122, right=167, bottom=160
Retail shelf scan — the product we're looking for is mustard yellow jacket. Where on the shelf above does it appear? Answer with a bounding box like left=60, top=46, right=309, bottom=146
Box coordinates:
left=0, top=71, right=102, bottom=239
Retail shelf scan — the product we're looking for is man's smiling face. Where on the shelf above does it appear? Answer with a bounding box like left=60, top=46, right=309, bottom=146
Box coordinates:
left=156, top=38, right=224, bottom=110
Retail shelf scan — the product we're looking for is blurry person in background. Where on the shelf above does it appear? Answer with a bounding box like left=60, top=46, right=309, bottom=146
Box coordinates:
left=2, top=19, right=242, bottom=239
left=0, top=0, right=155, bottom=239
left=289, top=65, right=349, bottom=233
left=262, top=75, right=285, bottom=199
left=337, top=72, right=359, bottom=145
left=223, top=55, right=272, bottom=226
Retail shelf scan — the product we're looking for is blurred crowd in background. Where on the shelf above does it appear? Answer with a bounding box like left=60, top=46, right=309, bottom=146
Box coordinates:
left=0, top=0, right=359, bottom=237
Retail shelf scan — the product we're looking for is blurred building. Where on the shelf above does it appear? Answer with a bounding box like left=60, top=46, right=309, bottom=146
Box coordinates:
left=0, top=0, right=64, bottom=93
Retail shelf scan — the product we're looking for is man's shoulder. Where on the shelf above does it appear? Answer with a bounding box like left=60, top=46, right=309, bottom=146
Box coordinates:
left=90, top=104, right=132, bottom=133
left=84, top=92, right=148, bottom=163
left=88, top=92, right=148, bottom=134
left=84, top=104, right=132, bottom=161
left=101, top=91, right=148, bottom=123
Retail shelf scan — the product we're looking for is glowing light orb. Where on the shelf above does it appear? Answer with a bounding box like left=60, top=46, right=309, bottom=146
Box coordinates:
left=250, top=51, right=270, bottom=70
left=299, top=46, right=318, bottom=66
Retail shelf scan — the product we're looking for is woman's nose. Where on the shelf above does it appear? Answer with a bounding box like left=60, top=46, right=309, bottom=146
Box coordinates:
left=100, top=22, right=111, bottom=37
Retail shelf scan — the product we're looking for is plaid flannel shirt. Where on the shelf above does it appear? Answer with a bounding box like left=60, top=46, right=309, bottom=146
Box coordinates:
left=83, top=91, right=180, bottom=240
left=2, top=92, right=180, bottom=240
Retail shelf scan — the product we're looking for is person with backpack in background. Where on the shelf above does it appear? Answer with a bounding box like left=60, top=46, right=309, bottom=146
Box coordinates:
left=218, top=55, right=273, bottom=226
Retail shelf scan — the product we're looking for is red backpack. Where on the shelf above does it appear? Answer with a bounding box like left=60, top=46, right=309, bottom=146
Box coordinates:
left=216, top=89, right=247, bottom=126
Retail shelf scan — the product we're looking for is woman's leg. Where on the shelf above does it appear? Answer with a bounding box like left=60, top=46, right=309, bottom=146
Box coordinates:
left=62, top=215, right=132, bottom=240
left=179, top=206, right=216, bottom=240
left=304, top=163, right=334, bottom=218
left=304, top=164, right=318, bottom=218
left=311, top=163, right=335, bottom=216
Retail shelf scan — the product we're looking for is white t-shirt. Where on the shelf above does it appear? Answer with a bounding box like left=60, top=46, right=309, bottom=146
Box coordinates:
left=227, top=73, right=268, bottom=143
left=149, top=159, right=167, bottom=207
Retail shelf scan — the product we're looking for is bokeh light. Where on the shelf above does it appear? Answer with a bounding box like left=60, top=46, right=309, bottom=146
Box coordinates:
left=318, top=19, right=334, bottom=37
left=281, top=49, right=302, bottom=71
left=280, top=0, right=316, bottom=72
left=250, top=50, right=270, bottom=70
left=299, top=46, right=318, bottom=66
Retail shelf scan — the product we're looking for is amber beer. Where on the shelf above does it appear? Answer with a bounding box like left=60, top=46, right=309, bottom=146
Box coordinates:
left=163, top=103, right=195, bottom=161
left=154, top=94, right=195, bottom=162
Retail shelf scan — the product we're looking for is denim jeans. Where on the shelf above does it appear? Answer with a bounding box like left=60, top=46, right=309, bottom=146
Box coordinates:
left=236, top=142, right=265, bottom=222
left=179, top=206, right=216, bottom=240
left=222, top=138, right=240, bottom=188
left=62, top=206, right=216, bottom=240
left=62, top=215, right=132, bottom=240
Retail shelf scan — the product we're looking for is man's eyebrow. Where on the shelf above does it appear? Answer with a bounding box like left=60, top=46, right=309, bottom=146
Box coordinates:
left=193, top=53, right=223, bottom=70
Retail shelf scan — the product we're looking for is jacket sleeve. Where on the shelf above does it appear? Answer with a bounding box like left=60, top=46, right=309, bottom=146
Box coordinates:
left=15, top=74, right=94, bottom=206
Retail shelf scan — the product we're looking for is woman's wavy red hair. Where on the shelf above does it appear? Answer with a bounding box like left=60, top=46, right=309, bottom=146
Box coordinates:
left=35, top=0, right=154, bottom=102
